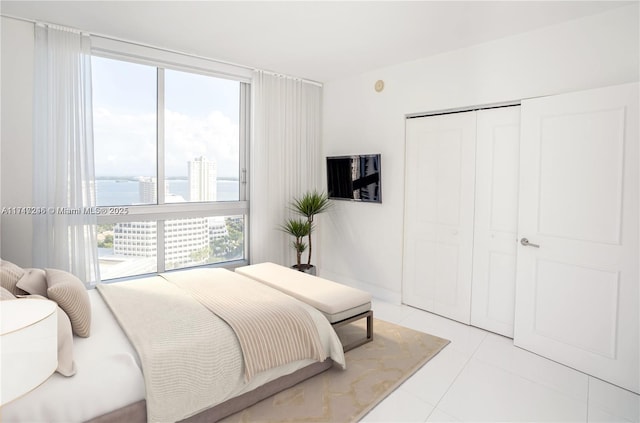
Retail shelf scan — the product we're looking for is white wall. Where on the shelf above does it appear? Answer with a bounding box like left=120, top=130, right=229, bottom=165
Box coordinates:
left=319, top=4, right=639, bottom=303
left=1, top=17, right=34, bottom=266
left=1, top=5, right=638, bottom=276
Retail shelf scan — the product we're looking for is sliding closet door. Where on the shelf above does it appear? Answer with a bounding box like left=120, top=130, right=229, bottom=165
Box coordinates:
left=514, top=83, right=639, bottom=393
left=470, top=106, right=520, bottom=337
left=402, top=111, right=476, bottom=324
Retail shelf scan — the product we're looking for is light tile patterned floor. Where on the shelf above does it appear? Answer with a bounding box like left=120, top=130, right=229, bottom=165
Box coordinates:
left=360, top=299, right=640, bottom=423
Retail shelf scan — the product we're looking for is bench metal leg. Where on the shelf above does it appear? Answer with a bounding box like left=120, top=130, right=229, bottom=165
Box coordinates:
left=332, top=310, right=373, bottom=352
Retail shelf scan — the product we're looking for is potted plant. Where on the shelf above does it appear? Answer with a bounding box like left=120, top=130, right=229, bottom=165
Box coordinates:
left=283, top=190, right=331, bottom=274
left=280, top=218, right=311, bottom=271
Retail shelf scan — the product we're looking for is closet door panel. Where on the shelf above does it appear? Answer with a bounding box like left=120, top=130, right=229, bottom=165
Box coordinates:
left=470, top=107, right=521, bottom=337
left=403, top=111, right=476, bottom=324
left=514, top=83, right=638, bottom=393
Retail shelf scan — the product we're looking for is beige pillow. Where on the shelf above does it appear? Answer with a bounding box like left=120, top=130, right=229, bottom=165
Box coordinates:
left=16, top=268, right=48, bottom=297
left=46, top=268, right=91, bottom=338
left=1, top=259, right=27, bottom=296
left=23, top=294, right=76, bottom=377
left=0, top=286, right=17, bottom=300
left=54, top=305, right=77, bottom=376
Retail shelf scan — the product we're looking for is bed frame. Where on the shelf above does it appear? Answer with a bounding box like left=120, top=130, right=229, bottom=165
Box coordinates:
left=86, top=359, right=333, bottom=423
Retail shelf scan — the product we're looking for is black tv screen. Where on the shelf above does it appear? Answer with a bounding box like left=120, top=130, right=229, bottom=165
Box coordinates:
left=326, top=154, right=382, bottom=203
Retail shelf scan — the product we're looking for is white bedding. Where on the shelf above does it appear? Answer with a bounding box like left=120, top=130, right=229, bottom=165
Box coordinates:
left=2, top=289, right=145, bottom=423
left=2, top=282, right=345, bottom=423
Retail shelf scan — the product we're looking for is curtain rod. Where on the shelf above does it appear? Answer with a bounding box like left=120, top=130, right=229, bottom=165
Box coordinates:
left=1, top=13, right=323, bottom=87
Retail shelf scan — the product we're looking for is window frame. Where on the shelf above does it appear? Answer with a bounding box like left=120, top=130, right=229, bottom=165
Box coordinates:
left=91, top=37, right=251, bottom=279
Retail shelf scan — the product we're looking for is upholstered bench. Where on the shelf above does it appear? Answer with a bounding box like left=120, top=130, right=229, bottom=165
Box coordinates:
left=235, top=262, right=373, bottom=351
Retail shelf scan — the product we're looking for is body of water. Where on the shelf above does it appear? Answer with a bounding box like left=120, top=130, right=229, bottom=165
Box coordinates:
left=96, top=179, right=239, bottom=206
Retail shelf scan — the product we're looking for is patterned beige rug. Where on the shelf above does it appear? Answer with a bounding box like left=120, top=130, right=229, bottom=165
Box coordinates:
left=221, top=318, right=450, bottom=423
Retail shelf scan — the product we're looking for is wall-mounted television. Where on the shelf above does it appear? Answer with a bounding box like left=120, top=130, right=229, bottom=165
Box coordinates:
left=326, top=154, right=382, bottom=203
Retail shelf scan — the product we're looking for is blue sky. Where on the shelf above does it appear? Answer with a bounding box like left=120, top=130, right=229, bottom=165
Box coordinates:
left=92, top=56, right=240, bottom=178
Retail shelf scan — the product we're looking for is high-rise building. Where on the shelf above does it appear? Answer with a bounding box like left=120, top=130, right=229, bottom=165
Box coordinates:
left=113, top=221, right=157, bottom=258
left=208, top=216, right=228, bottom=239
left=188, top=156, right=217, bottom=202
left=113, top=215, right=210, bottom=269
left=138, top=177, right=169, bottom=204
left=113, top=191, right=210, bottom=268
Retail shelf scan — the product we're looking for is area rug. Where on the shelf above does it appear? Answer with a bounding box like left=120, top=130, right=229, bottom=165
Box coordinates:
left=220, top=318, right=450, bottom=423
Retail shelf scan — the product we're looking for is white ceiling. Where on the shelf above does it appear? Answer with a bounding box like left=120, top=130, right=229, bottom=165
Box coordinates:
left=1, top=1, right=633, bottom=82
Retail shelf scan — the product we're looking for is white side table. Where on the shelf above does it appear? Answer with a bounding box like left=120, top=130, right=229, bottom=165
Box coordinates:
left=1, top=298, right=58, bottom=405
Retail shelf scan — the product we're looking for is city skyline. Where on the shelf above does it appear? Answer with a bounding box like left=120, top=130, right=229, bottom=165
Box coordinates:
left=101, top=155, right=238, bottom=279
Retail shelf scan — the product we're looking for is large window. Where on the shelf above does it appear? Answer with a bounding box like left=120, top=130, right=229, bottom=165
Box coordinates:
left=92, top=51, right=249, bottom=281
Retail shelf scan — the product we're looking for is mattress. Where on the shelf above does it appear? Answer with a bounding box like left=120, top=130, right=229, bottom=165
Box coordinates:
left=1, top=286, right=344, bottom=423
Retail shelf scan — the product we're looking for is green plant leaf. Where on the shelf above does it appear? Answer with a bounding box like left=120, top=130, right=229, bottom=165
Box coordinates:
left=280, top=218, right=311, bottom=237
left=291, top=190, right=331, bottom=221
left=292, top=240, right=307, bottom=253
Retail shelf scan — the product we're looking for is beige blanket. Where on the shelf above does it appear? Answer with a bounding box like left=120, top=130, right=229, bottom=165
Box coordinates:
left=163, top=268, right=327, bottom=381
left=97, top=268, right=337, bottom=423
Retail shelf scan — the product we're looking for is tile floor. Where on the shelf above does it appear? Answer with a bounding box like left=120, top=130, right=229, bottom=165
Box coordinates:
left=360, top=299, right=640, bottom=423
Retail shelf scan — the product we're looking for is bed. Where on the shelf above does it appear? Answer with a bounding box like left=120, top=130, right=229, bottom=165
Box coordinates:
left=0, top=267, right=346, bottom=423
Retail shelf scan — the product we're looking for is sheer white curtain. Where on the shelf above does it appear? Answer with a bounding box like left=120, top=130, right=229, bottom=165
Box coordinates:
left=33, top=23, right=100, bottom=285
left=250, top=71, right=322, bottom=266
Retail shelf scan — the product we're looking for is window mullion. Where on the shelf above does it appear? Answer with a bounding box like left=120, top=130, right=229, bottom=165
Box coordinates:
left=157, top=67, right=166, bottom=205
left=240, top=82, right=250, bottom=263
left=239, top=82, right=250, bottom=202
left=157, top=67, right=166, bottom=271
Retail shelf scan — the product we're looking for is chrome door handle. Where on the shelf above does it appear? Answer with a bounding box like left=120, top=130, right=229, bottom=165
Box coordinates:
left=520, top=238, right=540, bottom=248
